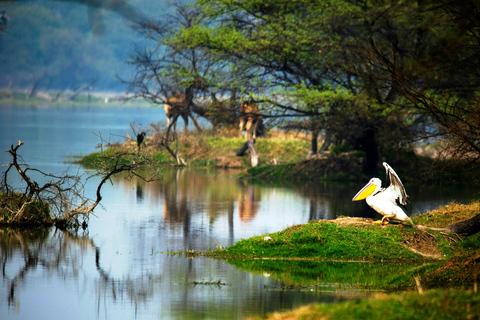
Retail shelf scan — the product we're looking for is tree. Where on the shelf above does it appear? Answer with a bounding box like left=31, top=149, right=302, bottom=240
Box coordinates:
left=124, top=3, right=246, bottom=164
left=174, top=0, right=417, bottom=173
left=341, top=0, right=480, bottom=165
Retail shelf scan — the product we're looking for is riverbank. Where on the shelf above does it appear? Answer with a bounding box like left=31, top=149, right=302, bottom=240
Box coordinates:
left=0, top=90, right=153, bottom=107
left=250, top=289, right=480, bottom=320
left=78, top=128, right=480, bottom=185
left=78, top=129, right=314, bottom=171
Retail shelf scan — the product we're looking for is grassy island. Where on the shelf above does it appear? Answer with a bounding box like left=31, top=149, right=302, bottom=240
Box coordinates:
left=167, top=201, right=480, bottom=320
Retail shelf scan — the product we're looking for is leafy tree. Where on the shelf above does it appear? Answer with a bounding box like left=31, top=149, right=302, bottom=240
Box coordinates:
left=173, top=0, right=416, bottom=173
left=338, top=0, right=480, bottom=165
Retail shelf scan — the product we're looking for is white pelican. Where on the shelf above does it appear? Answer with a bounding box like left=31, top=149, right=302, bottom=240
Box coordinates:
left=352, top=162, right=413, bottom=225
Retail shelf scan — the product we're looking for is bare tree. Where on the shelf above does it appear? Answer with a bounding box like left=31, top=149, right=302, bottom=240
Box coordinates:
left=122, top=2, right=262, bottom=165
left=0, top=141, right=160, bottom=228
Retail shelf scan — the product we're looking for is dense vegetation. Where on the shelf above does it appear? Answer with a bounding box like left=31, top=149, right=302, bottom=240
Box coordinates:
left=123, top=0, right=480, bottom=178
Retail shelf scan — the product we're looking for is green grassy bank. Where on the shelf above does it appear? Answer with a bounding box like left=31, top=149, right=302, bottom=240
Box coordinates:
left=206, top=201, right=480, bottom=320
left=78, top=130, right=313, bottom=170
left=251, top=289, right=480, bottom=320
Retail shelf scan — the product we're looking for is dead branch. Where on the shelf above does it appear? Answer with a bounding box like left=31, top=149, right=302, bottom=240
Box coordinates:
left=1, top=141, right=161, bottom=228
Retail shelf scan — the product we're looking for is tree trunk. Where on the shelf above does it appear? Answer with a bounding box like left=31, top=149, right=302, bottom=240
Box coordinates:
left=236, top=141, right=249, bottom=156
left=446, top=213, right=480, bottom=237
left=357, top=128, right=379, bottom=175
left=320, top=130, right=332, bottom=152
left=311, top=130, right=318, bottom=154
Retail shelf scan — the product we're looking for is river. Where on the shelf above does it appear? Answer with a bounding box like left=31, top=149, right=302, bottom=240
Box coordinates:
left=0, top=105, right=478, bottom=320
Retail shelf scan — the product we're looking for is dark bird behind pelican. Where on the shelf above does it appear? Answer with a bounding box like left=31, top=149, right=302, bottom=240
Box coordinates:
left=352, top=162, right=412, bottom=224
left=137, top=132, right=146, bottom=149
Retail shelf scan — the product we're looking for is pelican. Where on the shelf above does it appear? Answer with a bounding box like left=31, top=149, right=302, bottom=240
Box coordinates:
left=352, top=162, right=413, bottom=225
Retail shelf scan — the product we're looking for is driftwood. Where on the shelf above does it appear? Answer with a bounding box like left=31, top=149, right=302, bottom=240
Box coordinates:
left=236, top=137, right=258, bottom=167
left=158, top=132, right=187, bottom=166
left=414, top=213, right=480, bottom=239
left=445, top=214, right=480, bottom=237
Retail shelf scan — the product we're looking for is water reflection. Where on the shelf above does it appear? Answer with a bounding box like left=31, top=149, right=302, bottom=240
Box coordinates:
left=2, top=169, right=479, bottom=320
left=0, top=227, right=358, bottom=320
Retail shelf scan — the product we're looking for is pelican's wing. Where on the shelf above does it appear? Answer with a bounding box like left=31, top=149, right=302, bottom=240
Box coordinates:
left=383, top=162, right=409, bottom=205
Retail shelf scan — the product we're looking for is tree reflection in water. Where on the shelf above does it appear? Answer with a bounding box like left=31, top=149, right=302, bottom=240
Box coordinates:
left=0, top=228, right=159, bottom=316
left=3, top=168, right=473, bottom=319
left=0, top=226, right=335, bottom=320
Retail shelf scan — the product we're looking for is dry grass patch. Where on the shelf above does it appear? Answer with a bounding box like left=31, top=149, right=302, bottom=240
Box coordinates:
left=413, top=200, right=480, bottom=228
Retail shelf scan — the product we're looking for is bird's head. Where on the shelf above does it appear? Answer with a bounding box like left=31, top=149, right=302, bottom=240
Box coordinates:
left=352, top=178, right=381, bottom=201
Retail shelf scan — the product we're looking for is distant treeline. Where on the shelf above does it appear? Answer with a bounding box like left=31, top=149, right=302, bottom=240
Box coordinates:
left=0, top=0, right=163, bottom=92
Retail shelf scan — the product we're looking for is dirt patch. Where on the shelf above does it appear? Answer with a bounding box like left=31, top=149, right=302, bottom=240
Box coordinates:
left=401, top=229, right=444, bottom=259
left=215, top=156, right=245, bottom=168
left=329, top=217, right=375, bottom=226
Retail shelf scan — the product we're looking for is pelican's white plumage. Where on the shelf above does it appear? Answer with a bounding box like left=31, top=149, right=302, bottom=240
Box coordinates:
left=352, top=162, right=412, bottom=224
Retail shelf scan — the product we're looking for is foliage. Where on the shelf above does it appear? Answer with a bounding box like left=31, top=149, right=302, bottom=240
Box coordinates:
left=343, top=0, right=480, bottom=166
left=0, top=192, right=51, bottom=225
left=172, top=0, right=439, bottom=174
left=124, top=2, right=239, bottom=126
left=166, top=0, right=480, bottom=174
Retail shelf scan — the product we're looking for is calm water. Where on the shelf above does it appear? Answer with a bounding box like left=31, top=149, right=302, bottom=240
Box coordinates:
left=0, top=105, right=478, bottom=320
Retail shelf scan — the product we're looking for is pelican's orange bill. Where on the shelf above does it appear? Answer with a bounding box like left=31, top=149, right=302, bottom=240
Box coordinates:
left=352, top=183, right=377, bottom=201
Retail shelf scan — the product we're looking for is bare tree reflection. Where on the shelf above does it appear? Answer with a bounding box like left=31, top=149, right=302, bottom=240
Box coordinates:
left=162, top=169, right=189, bottom=225
left=0, top=228, right=160, bottom=314
left=110, top=169, right=367, bottom=235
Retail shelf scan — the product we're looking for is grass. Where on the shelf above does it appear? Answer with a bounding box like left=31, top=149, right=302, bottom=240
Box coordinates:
left=169, top=201, right=480, bottom=265
left=413, top=201, right=480, bottom=228
left=251, top=289, right=480, bottom=320
left=211, top=222, right=426, bottom=261
left=78, top=130, right=311, bottom=169
left=0, top=193, right=52, bottom=226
